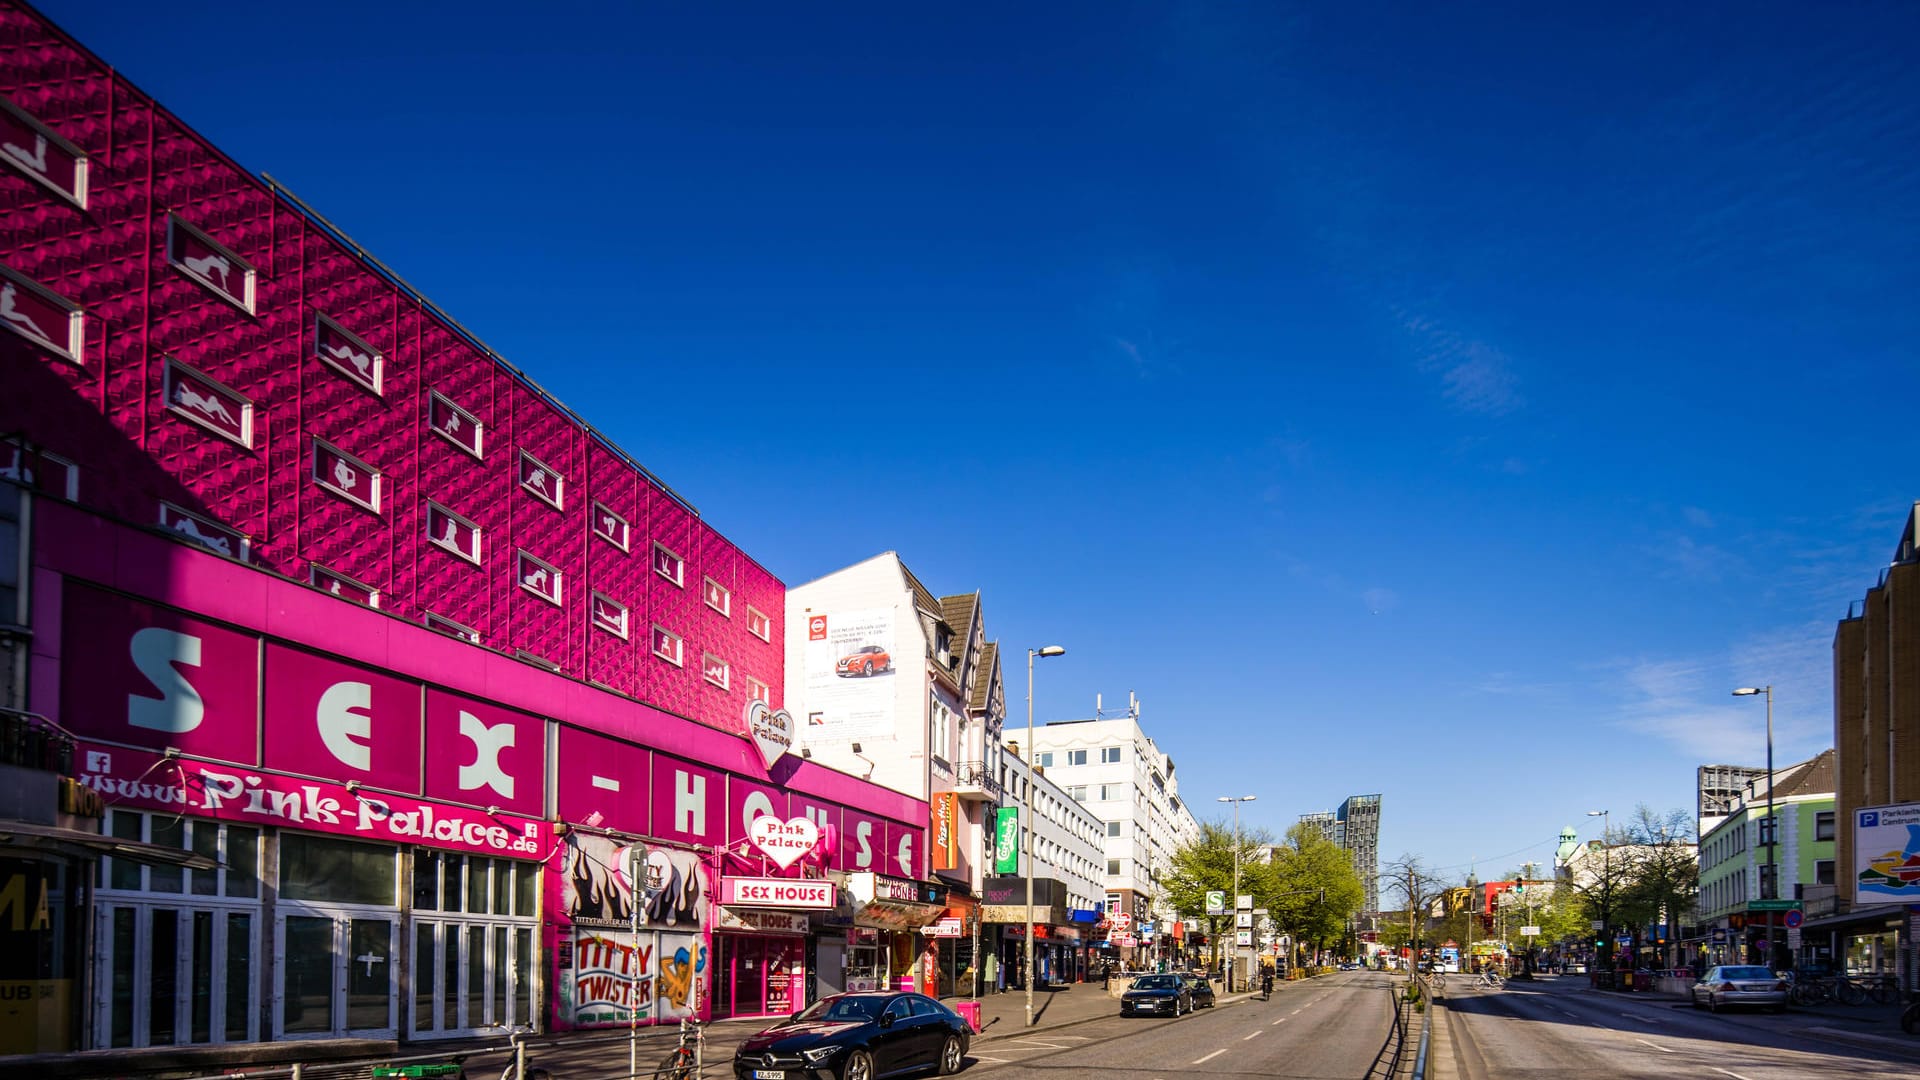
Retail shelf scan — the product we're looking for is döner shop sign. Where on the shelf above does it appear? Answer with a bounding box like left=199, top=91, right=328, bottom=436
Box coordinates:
left=720, top=877, right=836, bottom=909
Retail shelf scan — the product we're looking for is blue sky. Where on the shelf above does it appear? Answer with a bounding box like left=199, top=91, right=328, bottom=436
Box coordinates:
left=45, top=1, right=1920, bottom=885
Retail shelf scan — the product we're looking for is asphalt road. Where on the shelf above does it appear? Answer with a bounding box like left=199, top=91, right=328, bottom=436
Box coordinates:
left=961, top=970, right=1399, bottom=1080
left=1442, top=974, right=1920, bottom=1080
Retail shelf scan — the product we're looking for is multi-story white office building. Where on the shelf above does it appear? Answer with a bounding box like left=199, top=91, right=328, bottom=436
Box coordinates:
left=989, top=746, right=1107, bottom=985
left=1016, top=697, right=1201, bottom=962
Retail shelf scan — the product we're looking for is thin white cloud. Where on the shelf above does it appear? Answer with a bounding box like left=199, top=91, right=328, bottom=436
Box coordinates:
left=1396, top=310, right=1523, bottom=416
left=1606, top=622, right=1835, bottom=764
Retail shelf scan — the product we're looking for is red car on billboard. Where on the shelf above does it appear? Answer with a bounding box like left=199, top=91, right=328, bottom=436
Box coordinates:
left=835, top=645, right=891, bottom=678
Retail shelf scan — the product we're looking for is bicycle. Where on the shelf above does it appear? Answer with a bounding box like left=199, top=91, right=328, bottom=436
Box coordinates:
left=656, top=1014, right=705, bottom=1080
left=1478, top=971, right=1506, bottom=989
left=1846, top=974, right=1899, bottom=1006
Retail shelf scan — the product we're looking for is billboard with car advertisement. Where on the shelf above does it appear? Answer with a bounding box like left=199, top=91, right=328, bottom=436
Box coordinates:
left=803, top=608, right=897, bottom=740
left=1853, top=801, right=1920, bottom=902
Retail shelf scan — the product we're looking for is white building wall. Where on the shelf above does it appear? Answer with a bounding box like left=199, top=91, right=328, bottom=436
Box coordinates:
left=784, top=553, right=934, bottom=800
left=1002, top=749, right=1106, bottom=913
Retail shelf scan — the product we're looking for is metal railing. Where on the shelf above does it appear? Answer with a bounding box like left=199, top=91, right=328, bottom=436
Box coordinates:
left=1411, top=974, right=1435, bottom=1080
left=165, top=1026, right=702, bottom=1080
left=953, top=761, right=1002, bottom=797
left=0, top=707, right=74, bottom=773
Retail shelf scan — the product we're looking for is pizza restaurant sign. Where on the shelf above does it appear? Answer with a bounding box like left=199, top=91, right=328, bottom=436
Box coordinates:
left=78, top=743, right=545, bottom=857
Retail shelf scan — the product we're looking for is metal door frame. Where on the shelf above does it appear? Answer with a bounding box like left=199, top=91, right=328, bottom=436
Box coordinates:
left=272, top=902, right=399, bottom=1040
left=91, top=897, right=261, bottom=1049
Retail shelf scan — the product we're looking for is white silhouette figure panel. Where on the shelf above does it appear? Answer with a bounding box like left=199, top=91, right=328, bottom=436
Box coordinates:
left=2, top=132, right=46, bottom=175
left=182, top=251, right=232, bottom=292
left=1, top=281, right=52, bottom=344
left=325, top=340, right=375, bottom=378
left=173, top=382, right=239, bottom=427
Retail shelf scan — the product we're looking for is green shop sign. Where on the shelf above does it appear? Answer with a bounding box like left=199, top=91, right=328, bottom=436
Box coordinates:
left=994, top=807, right=1021, bottom=874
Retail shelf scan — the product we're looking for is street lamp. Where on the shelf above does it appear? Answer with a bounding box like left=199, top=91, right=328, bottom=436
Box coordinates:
left=1733, top=686, right=1775, bottom=968
left=1023, top=645, right=1065, bottom=1028
left=1586, top=810, right=1609, bottom=968
left=1219, top=794, right=1257, bottom=991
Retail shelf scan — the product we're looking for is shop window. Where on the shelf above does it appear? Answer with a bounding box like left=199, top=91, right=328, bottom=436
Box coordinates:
left=518, top=449, right=564, bottom=510
left=1, top=260, right=85, bottom=364
left=429, top=389, right=484, bottom=459
left=652, top=625, right=684, bottom=666
left=702, top=652, right=731, bottom=690
left=591, top=592, right=629, bottom=638
left=0, top=94, right=88, bottom=206
left=653, top=542, right=685, bottom=587
left=312, top=437, right=382, bottom=513
left=593, top=501, right=630, bottom=551
left=1815, top=811, right=1835, bottom=842
left=746, top=605, right=771, bottom=641
left=167, top=214, right=255, bottom=314
left=101, top=811, right=259, bottom=899
left=426, top=611, right=480, bottom=644
left=164, top=357, right=253, bottom=447
left=426, top=500, right=482, bottom=564
left=279, top=833, right=397, bottom=906
left=311, top=563, right=379, bottom=608
left=159, top=501, right=251, bottom=562
left=517, top=550, right=563, bottom=606
left=315, top=312, right=383, bottom=395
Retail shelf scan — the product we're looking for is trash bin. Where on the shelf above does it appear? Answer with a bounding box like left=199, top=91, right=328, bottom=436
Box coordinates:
left=371, top=1066, right=465, bottom=1079
left=955, top=1000, right=983, bottom=1034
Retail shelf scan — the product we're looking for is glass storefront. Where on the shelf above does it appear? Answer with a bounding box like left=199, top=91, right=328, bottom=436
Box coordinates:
left=713, top=934, right=805, bottom=1019
left=408, top=851, right=538, bottom=1037
left=93, top=810, right=261, bottom=1050
left=0, top=855, right=84, bottom=1055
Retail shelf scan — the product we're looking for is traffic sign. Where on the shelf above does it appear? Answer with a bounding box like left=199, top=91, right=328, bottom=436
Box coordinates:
left=1783, top=909, right=1804, bottom=929
left=1747, top=899, right=1801, bottom=912
left=1520, top=926, right=1540, bottom=936
left=1236, top=930, right=1253, bottom=946
left=1205, top=891, right=1226, bottom=915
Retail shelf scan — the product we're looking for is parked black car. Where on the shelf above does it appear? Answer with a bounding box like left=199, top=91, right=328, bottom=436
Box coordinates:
left=732, top=992, right=969, bottom=1080
left=1181, top=972, right=1217, bottom=1008
left=1120, top=973, right=1194, bottom=1017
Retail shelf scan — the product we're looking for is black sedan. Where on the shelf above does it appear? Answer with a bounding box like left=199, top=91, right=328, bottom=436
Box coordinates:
left=1181, top=972, right=1216, bottom=1008
left=1120, top=973, right=1193, bottom=1017
left=733, top=992, right=970, bottom=1080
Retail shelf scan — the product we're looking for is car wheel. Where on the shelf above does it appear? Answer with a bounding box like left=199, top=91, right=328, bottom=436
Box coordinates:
left=861, top=661, right=874, bottom=676
left=939, top=1034, right=964, bottom=1075
left=1690, top=994, right=1703, bottom=1009
left=844, top=1049, right=876, bottom=1080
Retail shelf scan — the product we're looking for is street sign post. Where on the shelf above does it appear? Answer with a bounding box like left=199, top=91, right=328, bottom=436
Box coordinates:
left=1747, top=899, right=1801, bottom=912
left=1205, top=891, right=1226, bottom=915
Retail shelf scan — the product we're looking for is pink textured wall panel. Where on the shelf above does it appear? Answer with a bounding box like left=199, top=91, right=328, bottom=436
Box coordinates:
left=0, top=1, right=782, bottom=736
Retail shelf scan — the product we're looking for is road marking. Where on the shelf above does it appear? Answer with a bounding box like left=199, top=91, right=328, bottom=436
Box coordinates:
left=1712, top=1070, right=1754, bottom=1080
left=1290, top=1008, right=1303, bottom=1015
left=1242, top=1030, right=1261, bottom=1041
left=1633, top=1039, right=1673, bottom=1054
left=969, top=1057, right=1010, bottom=1065
left=1621, top=1011, right=1662, bottom=1024
left=1271, top=1017, right=1287, bottom=1026
left=1192, top=1049, right=1227, bottom=1065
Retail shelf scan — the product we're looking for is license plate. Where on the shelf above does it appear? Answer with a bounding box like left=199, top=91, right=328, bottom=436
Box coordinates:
left=754, top=1071, right=786, bottom=1079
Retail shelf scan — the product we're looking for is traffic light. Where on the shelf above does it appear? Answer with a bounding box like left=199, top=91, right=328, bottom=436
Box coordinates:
left=1513, top=879, right=1524, bottom=893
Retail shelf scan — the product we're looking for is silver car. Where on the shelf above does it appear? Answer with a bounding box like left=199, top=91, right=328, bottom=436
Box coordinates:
left=1691, top=965, right=1788, bottom=1012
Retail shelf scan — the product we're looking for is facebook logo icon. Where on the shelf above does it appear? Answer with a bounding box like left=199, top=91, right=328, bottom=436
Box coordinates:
left=1860, top=812, right=1878, bottom=828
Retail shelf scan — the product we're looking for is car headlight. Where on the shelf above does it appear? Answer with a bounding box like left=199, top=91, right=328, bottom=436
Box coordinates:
left=802, top=1046, right=844, bottom=1065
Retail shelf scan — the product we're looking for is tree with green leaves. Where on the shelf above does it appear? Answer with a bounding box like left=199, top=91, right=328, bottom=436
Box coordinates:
left=1267, top=822, right=1365, bottom=968
left=1162, top=820, right=1278, bottom=970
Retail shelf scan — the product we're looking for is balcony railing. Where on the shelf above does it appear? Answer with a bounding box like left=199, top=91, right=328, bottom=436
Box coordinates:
left=954, top=761, right=1002, bottom=799
left=0, top=709, right=75, bottom=774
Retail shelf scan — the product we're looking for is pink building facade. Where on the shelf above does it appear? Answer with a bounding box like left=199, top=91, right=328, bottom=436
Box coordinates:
left=0, top=1, right=937, bottom=1064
